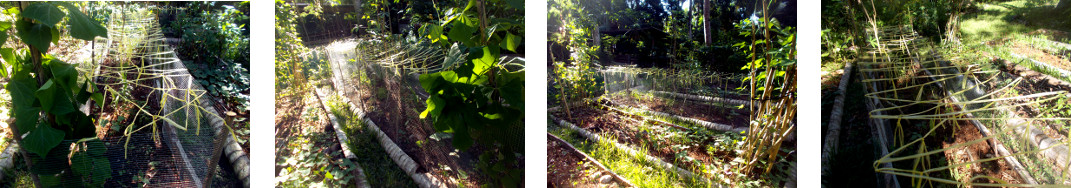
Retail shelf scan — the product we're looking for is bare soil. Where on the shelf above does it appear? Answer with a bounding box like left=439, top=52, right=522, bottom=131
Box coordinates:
left=939, top=120, right=1025, bottom=186
left=95, top=59, right=240, bottom=187
left=1009, top=44, right=1071, bottom=70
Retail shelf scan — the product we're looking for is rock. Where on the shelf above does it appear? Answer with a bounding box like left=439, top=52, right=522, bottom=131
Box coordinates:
left=599, top=175, right=613, bottom=184
left=589, top=172, right=602, bottom=179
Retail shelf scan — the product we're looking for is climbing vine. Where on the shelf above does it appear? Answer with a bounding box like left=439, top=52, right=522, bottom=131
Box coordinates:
left=0, top=2, right=110, bottom=187
left=416, top=0, right=525, bottom=186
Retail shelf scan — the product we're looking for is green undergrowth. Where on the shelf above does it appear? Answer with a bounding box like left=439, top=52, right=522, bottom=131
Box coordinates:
left=548, top=121, right=709, bottom=188
left=959, top=0, right=1068, bottom=42
left=954, top=0, right=1070, bottom=80
left=327, top=94, right=417, bottom=188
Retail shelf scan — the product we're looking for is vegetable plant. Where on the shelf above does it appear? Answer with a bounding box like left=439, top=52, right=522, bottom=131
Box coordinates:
left=0, top=2, right=110, bottom=187
left=417, top=0, right=525, bottom=186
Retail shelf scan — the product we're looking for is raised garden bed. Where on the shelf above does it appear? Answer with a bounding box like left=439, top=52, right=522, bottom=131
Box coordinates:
left=547, top=133, right=633, bottom=187
left=549, top=101, right=792, bottom=186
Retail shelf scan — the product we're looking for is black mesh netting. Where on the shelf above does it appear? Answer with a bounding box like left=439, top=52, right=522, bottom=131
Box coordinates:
left=17, top=5, right=241, bottom=187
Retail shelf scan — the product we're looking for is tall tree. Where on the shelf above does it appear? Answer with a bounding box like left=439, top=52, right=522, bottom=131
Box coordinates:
left=703, top=0, right=711, bottom=44
left=353, top=0, right=361, bottom=35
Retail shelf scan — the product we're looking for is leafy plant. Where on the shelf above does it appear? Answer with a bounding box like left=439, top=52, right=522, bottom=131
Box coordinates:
left=170, top=2, right=250, bottom=113
left=0, top=2, right=110, bottom=187
left=417, top=0, right=525, bottom=186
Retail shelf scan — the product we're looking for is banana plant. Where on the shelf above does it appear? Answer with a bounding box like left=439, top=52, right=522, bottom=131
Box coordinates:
left=0, top=2, right=109, bottom=187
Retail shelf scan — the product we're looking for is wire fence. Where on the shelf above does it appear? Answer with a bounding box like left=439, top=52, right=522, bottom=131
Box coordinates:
left=860, top=25, right=1071, bottom=187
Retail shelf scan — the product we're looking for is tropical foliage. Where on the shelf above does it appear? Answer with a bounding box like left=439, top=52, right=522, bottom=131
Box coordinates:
left=0, top=2, right=110, bottom=187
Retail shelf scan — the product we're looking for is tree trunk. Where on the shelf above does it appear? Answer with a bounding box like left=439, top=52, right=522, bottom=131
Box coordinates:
left=1058, top=0, right=1070, bottom=10
left=353, top=0, right=361, bottom=36
left=593, top=25, right=601, bottom=49
left=703, top=0, right=712, bottom=45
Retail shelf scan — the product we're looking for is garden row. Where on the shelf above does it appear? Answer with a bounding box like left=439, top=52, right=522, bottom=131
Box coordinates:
left=844, top=25, right=1071, bottom=186
left=548, top=73, right=795, bottom=187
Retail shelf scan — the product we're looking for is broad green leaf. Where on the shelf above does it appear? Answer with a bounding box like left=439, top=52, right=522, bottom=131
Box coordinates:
left=57, top=2, right=109, bottom=40
left=12, top=106, right=40, bottom=134
left=91, top=93, right=104, bottom=107
left=39, top=80, right=75, bottom=116
left=451, top=121, right=472, bottom=150
left=448, top=20, right=474, bottom=46
left=4, top=7, right=19, bottom=16
left=499, top=72, right=525, bottom=110
left=16, top=20, right=52, bottom=52
left=420, top=95, right=445, bottom=119
left=89, top=157, right=112, bottom=186
left=0, top=21, right=10, bottom=30
left=23, top=123, right=65, bottom=158
left=0, top=48, right=11, bottom=77
left=500, top=33, right=521, bottom=52
left=49, top=26, right=59, bottom=44
left=470, top=47, right=495, bottom=75
left=442, top=70, right=460, bottom=83
left=47, top=59, right=78, bottom=94
left=422, top=24, right=443, bottom=43
left=0, top=48, right=14, bottom=64
left=432, top=110, right=457, bottom=132
left=8, top=76, right=39, bottom=133
left=35, top=79, right=56, bottom=113
left=23, top=3, right=64, bottom=26
left=418, top=72, right=443, bottom=91
left=0, top=31, right=7, bottom=48
left=70, top=150, right=92, bottom=177
left=462, top=0, right=476, bottom=13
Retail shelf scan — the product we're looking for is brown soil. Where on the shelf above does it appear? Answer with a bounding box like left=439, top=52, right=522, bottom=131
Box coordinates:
left=352, top=71, right=481, bottom=188
left=94, top=59, right=240, bottom=187
left=1026, top=29, right=1071, bottom=43
left=993, top=57, right=1071, bottom=144
left=547, top=135, right=623, bottom=188
left=551, top=104, right=734, bottom=179
left=1008, top=44, right=1071, bottom=70
left=606, top=91, right=750, bottom=127
left=939, top=120, right=1024, bottom=186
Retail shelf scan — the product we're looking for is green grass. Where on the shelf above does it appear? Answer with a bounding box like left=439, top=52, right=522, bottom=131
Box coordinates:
left=959, top=0, right=1067, bottom=43
left=549, top=124, right=709, bottom=188
left=329, top=96, right=418, bottom=188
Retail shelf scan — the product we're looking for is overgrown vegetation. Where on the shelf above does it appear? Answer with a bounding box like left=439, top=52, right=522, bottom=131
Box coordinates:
left=165, top=1, right=250, bottom=116
left=275, top=0, right=525, bottom=187
left=548, top=0, right=796, bottom=187
left=0, top=2, right=110, bottom=187
left=822, top=0, right=1071, bottom=186
left=0, top=2, right=249, bottom=187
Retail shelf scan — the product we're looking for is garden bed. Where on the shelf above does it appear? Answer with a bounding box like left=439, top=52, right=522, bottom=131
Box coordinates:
left=604, top=91, right=749, bottom=127
left=550, top=103, right=762, bottom=184
left=340, top=51, right=484, bottom=187
left=547, top=133, right=632, bottom=187
left=854, top=26, right=1040, bottom=186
